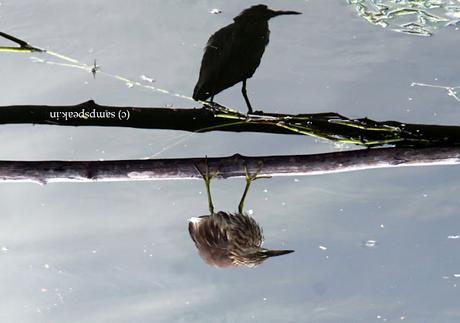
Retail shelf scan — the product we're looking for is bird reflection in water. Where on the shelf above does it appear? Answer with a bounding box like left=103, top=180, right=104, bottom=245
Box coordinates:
left=189, top=161, right=294, bottom=268
left=193, top=4, right=301, bottom=113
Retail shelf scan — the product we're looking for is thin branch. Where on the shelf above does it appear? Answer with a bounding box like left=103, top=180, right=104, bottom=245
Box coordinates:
left=0, top=31, right=44, bottom=53
left=1, top=147, right=459, bottom=184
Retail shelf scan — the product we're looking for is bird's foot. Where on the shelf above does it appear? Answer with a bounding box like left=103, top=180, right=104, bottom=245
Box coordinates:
left=244, top=162, right=271, bottom=184
left=246, top=109, right=264, bottom=116
left=202, top=101, right=226, bottom=113
left=194, top=156, right=219, bottom=184
left=238, top=162, right=271, bottom=213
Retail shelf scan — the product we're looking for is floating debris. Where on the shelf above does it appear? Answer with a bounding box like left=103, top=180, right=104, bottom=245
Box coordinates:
left=347, top=0, right=460, bottom=36
left=412, top=82, right=460, bottom=102
left=90, top=59, right=100, bottom=79
left=448, top=235, right=460, bottom=239
left=319, top=245, right=328, bottom=251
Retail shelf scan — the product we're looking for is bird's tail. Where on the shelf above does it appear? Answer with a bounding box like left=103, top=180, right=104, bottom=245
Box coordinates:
left=192, top=82, right=210, bottom=101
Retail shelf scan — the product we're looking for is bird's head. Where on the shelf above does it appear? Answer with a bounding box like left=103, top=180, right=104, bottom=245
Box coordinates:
left=233, top=247, right=295, bottom=267
left=234, top=4, right=301, bottom=23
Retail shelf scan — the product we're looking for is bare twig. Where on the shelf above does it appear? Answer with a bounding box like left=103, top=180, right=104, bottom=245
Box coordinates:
left=1, top=147, right=459, bottom=184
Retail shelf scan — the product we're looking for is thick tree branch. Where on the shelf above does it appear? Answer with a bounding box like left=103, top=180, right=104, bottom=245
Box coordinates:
left=2, top=100, right=460, bottom=148
left=1, top=147, right=459, bottom=184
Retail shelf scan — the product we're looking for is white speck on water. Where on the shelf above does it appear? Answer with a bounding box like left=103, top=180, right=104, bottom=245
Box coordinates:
left=262, top=297, right=267, bottom=301
left=380, top=224, right=385, bottom=229
left=1, top=246, right=8, bottom=253
left=339, top=208, right=344, bottom=212
left=91, top=250, right=97, bottom=254
left=140, top=75, right=156, bottom=83
left=247, top=209, right=254, bottom=215
left=44, top=264, right=50, bottom=269
left=364, top=240, right=377, bottom=248
left=281, top=202, right=286, bottom=206
left=453, top=274, right=460, bottom=278
left=294, top=178, right=300, bottom=182
left=263, top=189, right=268, bottom=193
left=30, top=56, right=45, bottom=63
left=448, top=235, right=460, bottom=239
left=210, top=8, right=222, bottom=14
left=408, top=97, right=413, bottom=101
left=185, top=300, right=190, bottom=305
left=41, top=288, right=48, bottom=293
left=319, top=245, right=327, bottom=251
left=126, top=82, right=134, bottom=88
left=423, top=193, right=428, bottom=197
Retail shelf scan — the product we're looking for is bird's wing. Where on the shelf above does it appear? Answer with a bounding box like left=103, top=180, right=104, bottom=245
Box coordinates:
left=193, top=24, right=235, bottom=101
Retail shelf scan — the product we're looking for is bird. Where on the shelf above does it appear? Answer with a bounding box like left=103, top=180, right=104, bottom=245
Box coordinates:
left=193, top=4, right=301, bottom=113
left=189, top=161, right=294, bottom=268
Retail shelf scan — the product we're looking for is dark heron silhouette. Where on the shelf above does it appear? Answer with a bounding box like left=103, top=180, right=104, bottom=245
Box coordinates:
left=189, top=162, right=294, bottom=268
left=193, top=4, right=301, bottom=113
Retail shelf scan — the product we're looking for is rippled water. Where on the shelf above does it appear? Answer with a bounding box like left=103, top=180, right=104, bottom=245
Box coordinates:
left=347, top=0, right=460, bottom=36
left=1, top=1, right=460, bottom=322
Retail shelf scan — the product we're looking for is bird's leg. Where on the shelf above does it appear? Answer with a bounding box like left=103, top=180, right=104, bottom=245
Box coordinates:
left=238, top=162, right=271, bottom=213
left=241, top=80, right=253, bottom=114
left=194, top=157, right=218, bottom=215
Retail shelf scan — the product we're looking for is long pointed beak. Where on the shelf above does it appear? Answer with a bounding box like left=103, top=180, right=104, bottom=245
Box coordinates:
left=272, top=10, right=302, bottom=17
left=265, top=249, right=295, bottom=257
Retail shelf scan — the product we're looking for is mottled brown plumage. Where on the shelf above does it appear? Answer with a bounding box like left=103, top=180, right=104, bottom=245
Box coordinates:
left=189, top=162, right=293, bottom=268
